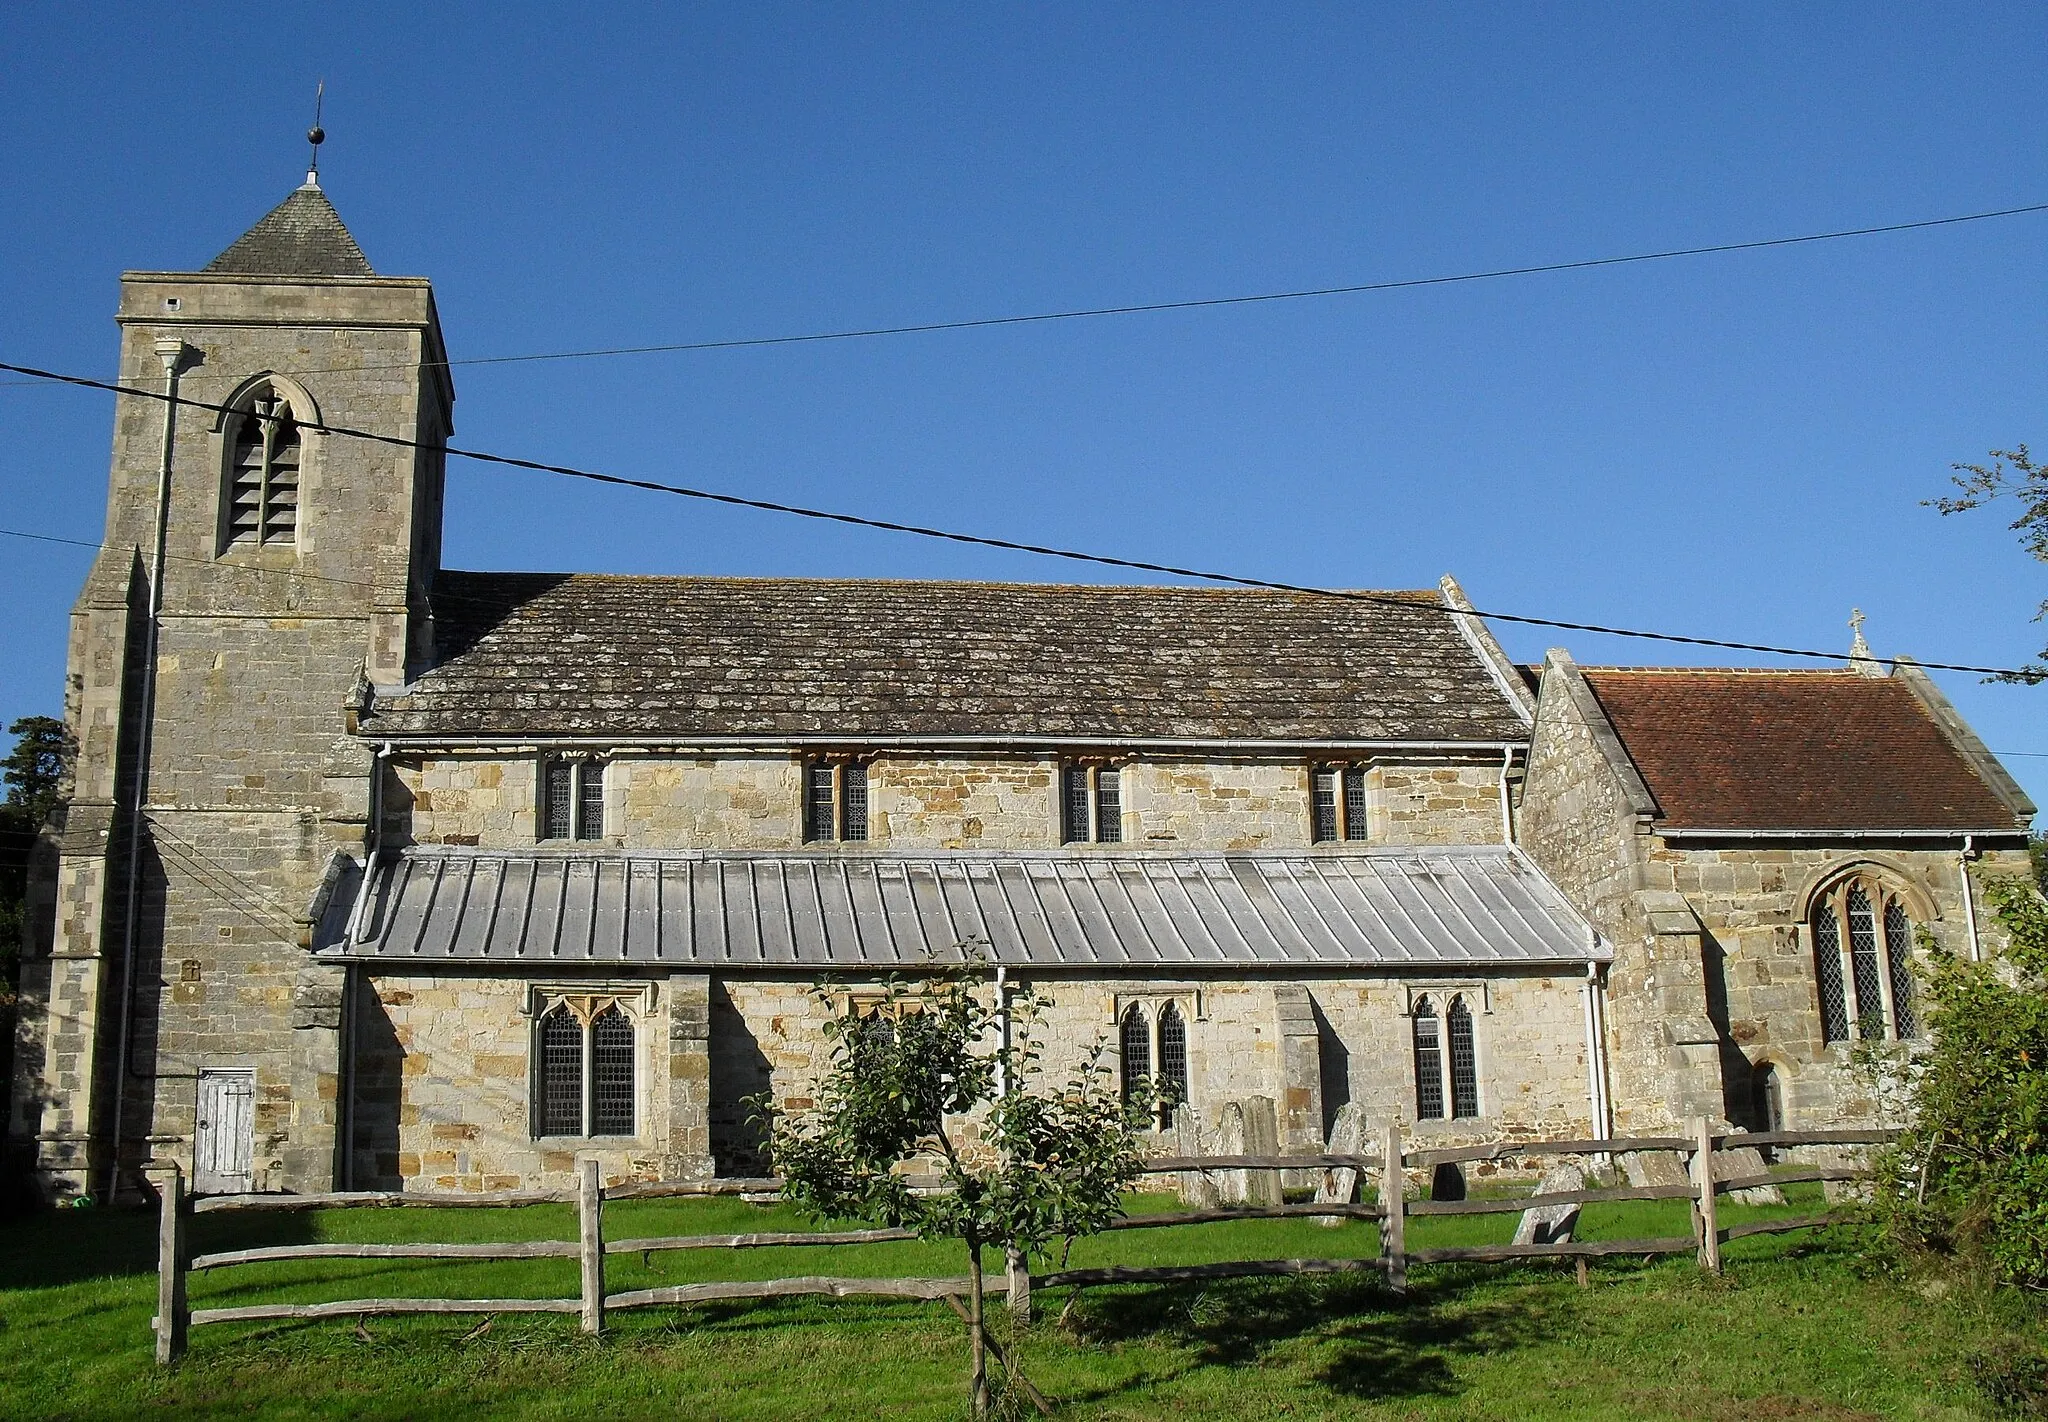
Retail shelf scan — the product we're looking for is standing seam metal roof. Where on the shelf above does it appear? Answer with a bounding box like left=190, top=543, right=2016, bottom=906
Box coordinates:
left=325, top=846, right=1606, bottom=969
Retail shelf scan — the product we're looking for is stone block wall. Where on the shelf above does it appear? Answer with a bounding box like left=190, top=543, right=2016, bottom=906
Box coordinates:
left=1367, top=764, right=1506, bottom=846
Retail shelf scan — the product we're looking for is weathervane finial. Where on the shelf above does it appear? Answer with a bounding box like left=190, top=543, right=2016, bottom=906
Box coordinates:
left=305, top=79, right=326, bottom=188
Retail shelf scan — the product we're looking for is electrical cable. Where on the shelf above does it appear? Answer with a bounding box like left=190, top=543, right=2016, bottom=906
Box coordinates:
left=4, top=360, right=2041, bottom=679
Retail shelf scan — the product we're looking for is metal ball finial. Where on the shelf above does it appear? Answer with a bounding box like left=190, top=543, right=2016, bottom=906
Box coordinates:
left=308, top=125, right=326, bottom=147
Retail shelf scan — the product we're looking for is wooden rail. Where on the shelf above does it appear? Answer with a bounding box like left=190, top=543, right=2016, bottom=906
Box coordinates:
left=146, top=1121, right=1879, bottom=1364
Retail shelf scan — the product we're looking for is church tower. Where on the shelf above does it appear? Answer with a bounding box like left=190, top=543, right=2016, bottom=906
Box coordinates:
left=8, top=167, right=453, bottom=1200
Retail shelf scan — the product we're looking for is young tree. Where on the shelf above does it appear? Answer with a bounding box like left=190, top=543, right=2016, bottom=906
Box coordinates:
left=1929, top=444, right=2047, bottom=684
left=1874, top=874, right=2048, bottom=1287
left=763, top=962, right=1151, bottom=1417
left=1, top=715, right=70, bottom=1142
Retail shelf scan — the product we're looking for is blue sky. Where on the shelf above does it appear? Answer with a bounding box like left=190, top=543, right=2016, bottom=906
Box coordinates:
left=2, top=4, right=2043, bottom=812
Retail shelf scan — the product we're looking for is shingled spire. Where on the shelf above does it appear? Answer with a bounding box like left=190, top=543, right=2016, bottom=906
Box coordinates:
left=204, top=180, right=374, bottom=278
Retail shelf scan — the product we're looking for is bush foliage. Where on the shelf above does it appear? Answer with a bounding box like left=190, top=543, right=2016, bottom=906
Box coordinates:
left=1876, top=874, right=2048, bottom=1288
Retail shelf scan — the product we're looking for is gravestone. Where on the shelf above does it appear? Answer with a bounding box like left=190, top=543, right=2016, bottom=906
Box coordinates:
left=1513, top=1161, right=1585, bottom=1246
left=1243, top=1095, right=1282, bottom=1207
left=1174, top=1107, right=1219, bottom=1208
left=1617, top=1150, right=1690, bottom=1190
left=1430, top=1162, right=1467, bottom=1202
left=1314, top=1102, right=1367, bottom=1226
left=1211, top=1101, right=1248, bottom=1205
left=1706, top=1141, right=1785, bottom=1206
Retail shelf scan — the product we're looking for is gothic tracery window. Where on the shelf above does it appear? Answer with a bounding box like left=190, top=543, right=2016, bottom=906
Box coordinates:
left=534, top=997, right=638, bottom=1138
left=1811, top=874, right=1920, bottom=1044
left=1413, top=992, right=1481, bottom=1121
left=1119, top=998, right=1192, bottom=1129
left=223, top=386, right=302, bottom=548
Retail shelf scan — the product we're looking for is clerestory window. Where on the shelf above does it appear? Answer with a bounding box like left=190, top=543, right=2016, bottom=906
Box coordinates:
left=1061, top=763, right=1123, bottom=844
left=1812, top=874, right=1919, bottom=1044
left=803, top=759, right=869, bottom=843
left=535, top=1000, right=637, bottom=1138
left=222, top=387, right=302, bottom=549
left=1311, top=766, right=1369, bottom=843
left=541, top=757, right=605, bottom=841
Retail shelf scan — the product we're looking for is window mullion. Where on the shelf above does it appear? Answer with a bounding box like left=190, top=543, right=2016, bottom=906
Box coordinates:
left=1871, top=886, right=1899, bottom=1041
left=581, top=1020, right=594, bottom=1139
left=1834, top=893, right=1860, bottom=1038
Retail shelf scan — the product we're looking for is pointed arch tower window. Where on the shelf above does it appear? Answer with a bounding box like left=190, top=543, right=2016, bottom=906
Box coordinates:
left=221, top=383, right=303, bottom=549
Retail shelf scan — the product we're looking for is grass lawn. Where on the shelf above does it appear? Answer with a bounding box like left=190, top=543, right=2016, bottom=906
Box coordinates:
left=0, top=1184, right=2037, bottom=1420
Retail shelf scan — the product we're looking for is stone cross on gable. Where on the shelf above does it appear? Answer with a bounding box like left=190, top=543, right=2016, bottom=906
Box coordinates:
left=1848, top=607, right=1881, bottom=673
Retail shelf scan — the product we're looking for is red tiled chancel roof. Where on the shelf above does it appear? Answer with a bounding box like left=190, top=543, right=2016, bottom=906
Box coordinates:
left=1580, top=669, right=2019, bottom=832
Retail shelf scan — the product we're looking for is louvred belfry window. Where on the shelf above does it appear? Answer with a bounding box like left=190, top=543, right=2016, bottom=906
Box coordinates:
left=1811, top=874, right=1921, bottom=1044
left=224, top=391, right=301, bottom=548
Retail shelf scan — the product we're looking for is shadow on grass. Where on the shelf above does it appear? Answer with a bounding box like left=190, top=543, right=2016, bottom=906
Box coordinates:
left=1060, top=1266, right=1583, bottom=1405
left=0, top=1202, right=314, bottom=1292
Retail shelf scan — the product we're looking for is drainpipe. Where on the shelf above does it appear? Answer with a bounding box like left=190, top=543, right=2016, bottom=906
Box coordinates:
left=107, top=337, right=189, bottom=1204
left=1582, top=958, right=1612, bottom=1139
left=1960, top=835, right=1980, bottom=963
left=338, top=741, right=389, bottom=1190
left=1497, top=747, right=1518, bottom=844
left=994, top=963, right=1011, bottom=1098
left=343, top=742, right=391, bottom=946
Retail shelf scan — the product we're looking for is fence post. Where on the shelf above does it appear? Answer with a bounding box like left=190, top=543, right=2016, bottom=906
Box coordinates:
left=1006, top=1245, right=1032, bottom=1325
left=1380, top=1122, right=1407, bottom=1295
left=1692, top=1116, right=1721, bottom=1274
left=579, top=1158, right=606, bottom=1335
left=151, top=1163, right=188, bottom=1364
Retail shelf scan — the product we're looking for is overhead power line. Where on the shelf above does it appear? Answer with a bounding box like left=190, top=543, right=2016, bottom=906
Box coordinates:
left=0, top=201, right=2032, bottom=391
left=1, top=358, right=2041, bottom=681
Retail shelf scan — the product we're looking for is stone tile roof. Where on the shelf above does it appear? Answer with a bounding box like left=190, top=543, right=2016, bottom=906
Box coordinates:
left=325, top=845, right=1607, bottom=968
left=1580, top=668, right=2022, bottom=831
left=205, top=183, right=373, bottom=277
left=363, top=573, right=1532, bottom=742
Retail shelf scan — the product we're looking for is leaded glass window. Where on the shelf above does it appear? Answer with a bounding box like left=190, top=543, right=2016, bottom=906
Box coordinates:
left=1812, top=874, right=1921, bottom=1043
left=1157, top=1001, right=1188, bottom=1129
left=1096, top=767, right=1121, bottom=843
left=842, top=762, right=868, bottom=841
left=1343, top=768, right=1369, bottom=841
left=577, top=762, right=605, bottom=840
left=539, top=1006, right=584, bottom=1136
left=1884, top=900, right=1917, bottom=1038
left=1813, top=907, right=1850, bottom=1042
left=543, top=760, right=574, bottom=841
left=590, top=1006, right=636, bottom=1136
left=1447, top=996, right=1479, bottom=1118
left=1413, top=997, right=1445, bottom=1120
left=535, top=998, right=638, bottom=1138
left=805, top=761, right=836, bottom=842
left=1061, top=764, right=1089, bottom=843
left=1120, top=1004, right=1150, bottom=1106
left=223, top=390, right=301, bottom=549
left=1311, top=769, right=1340, bottom=843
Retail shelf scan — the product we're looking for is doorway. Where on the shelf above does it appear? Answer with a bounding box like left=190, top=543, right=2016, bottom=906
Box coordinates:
left=194, top=1068, right=255, bottom=1194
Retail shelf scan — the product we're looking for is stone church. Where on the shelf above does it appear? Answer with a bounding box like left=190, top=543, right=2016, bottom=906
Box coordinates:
left=6, top=177, right=2035, bottom=1201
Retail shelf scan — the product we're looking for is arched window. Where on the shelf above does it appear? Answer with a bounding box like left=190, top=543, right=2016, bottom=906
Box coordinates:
left=1446, top=996, right=1479, bottom=1119
left=1157, top=1001, right=1188, bottom=1129
left=1120, top=1004, right=1150, bottom=1106
left=590, top=1006, right=636, bottom=1137
left=1412, top=996, right=1444, bottom=1120
left=1812, top=874, right=1921, bottom=1044
left=222, top=386, right=302, bottom=549
left=538, top=1006, right=584, bottom=1137
left=534, top=997, right=638, bottom=1138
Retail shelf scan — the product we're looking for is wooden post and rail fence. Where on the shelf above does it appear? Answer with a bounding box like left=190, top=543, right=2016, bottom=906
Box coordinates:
left=149, top=1121, right=1893, bottom=1366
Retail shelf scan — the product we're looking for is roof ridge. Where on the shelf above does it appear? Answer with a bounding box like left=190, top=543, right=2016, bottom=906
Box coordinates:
left=436, top=569, right=1438, bottom=598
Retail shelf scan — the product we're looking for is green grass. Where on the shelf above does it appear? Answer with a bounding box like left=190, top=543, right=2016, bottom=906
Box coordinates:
left=0, top=1186, right=2036, bottom=1420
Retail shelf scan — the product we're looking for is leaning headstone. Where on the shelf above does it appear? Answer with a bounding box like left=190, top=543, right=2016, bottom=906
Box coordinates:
left=1707, top=1140, right=1785, bottom=1206
left=1211, top=1101, right=1248, bottom=1206
left=1175, top=1107, right=1219, bottom=1207
left=1243, top=1095, right=1282, bottom=1207
left=1513, top=1161, right=1585, bottom=1246
left=1314, top=1102, right=1367, bottom=1226
left=1617, top=1150, right=1690, bottom=1190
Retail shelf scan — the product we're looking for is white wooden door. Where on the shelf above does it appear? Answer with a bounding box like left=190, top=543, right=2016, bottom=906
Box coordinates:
left=194, top=1069, right=255, bottom=1194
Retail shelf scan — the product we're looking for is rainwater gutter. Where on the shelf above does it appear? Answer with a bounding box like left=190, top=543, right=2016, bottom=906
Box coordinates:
left=107, top=337, right=188, bottom=1204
